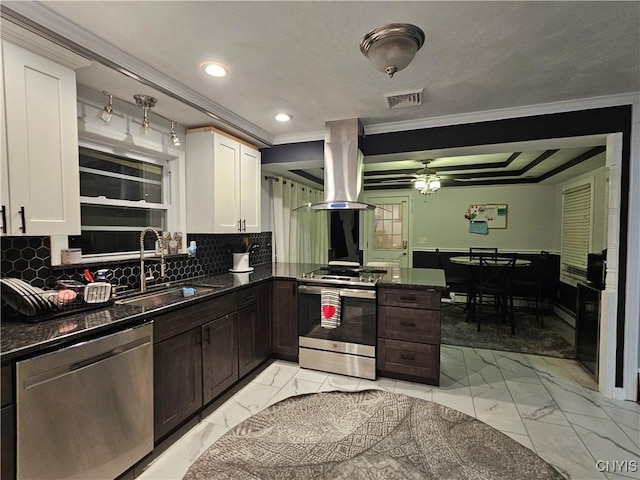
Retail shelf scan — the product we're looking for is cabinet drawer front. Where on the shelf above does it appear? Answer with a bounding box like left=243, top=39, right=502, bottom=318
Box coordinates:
left=377, top=339, right=440, bottom=381
left=154, top=293, right=237, bottom=342
left=378, top=288, right=440, bottom=310
left=236, top=285, right=259, bottom=309
left=378, top=306, right=440, bottom=344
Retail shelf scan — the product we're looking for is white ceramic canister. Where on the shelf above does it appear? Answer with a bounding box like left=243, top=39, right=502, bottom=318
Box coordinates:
left=232, top=253, right=250, bottom=271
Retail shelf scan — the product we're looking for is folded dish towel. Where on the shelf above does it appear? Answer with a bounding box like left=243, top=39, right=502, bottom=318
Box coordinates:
left=320, top=288, right=341, bottom=329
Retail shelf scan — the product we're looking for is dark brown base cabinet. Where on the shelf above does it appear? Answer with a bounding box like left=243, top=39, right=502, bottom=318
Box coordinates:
left=377, top=287, right=441, bottom=386
left=202, top=313, right=238, bottom=404
left=154, top=285, right=272, bottom=443
left=271, top=280, right=298, bottom=361
left=1, top=365, right=14, bottom=480
left=238, top=284, right=272, bottom=378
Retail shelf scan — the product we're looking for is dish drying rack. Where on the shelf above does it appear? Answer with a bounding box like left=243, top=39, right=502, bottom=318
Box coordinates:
left=0, top=278, right=114, bottom=323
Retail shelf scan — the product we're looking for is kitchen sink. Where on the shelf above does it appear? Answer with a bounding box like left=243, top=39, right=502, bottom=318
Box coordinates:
left=115, top=285, right=217, bottom=308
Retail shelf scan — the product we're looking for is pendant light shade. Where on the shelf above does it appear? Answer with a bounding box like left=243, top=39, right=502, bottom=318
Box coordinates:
left=360, top=23, right=425, bottom=78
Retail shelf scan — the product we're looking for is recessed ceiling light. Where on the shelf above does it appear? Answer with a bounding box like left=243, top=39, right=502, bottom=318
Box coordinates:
left=275, top=113, right=292, bottom=122
left=201, top=62, right=229, bottom=77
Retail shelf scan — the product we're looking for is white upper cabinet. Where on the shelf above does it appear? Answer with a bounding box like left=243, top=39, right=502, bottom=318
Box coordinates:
left=1, top=40, right=80, bottom=236
left=186, top=128, right=261, bottom=234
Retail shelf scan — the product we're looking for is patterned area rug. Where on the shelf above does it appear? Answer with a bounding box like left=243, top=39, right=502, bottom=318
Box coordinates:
left=441, top=306, right=575, bottom=358
left=183, top=390, right=563, bottom=480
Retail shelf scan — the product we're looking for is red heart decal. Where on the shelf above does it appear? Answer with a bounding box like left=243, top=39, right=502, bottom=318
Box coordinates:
left=322, top=305, right=336, bottom=319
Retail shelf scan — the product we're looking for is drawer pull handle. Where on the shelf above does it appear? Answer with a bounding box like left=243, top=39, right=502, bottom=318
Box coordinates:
left=400, top=295, right=416, bottom=301
left=400, top=354, right=415, bottom=361
left=19, top=206, right=26, bottom=233
left=400, top=321, right=415, bottom=327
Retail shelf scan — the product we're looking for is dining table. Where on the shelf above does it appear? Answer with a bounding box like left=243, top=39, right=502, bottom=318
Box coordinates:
left=448, top=256, right=531, bottom=331
left=449, top=256, right=531, bottom=267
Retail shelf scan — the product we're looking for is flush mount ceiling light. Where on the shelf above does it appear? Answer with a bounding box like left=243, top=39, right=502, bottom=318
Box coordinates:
left=96, top=91, right=113, bottom=124
left=414, top=160, right=441, bottom=195
left=360, top=23, right=425, bottom=78
left=201, top=62, right=229, bottom=77
left=170, top=121, right=180, bottom=146
left=275, top=113, right=292, bottom=122
left=134, top=94, right=157, bottom=136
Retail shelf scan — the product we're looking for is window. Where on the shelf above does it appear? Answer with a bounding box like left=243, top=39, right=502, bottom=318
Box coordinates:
left=561, top=180, right=593, bottom=283
left=373, top=204, right=403, bottom=249
left=68, top=147, right=171, bottom=256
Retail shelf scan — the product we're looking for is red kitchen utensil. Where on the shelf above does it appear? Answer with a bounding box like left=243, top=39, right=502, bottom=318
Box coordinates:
left=83, top=269, right=94, bottom=283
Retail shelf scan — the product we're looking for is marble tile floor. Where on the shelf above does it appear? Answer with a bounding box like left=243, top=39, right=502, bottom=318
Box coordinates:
left=138, top=346, right=639, bottom=480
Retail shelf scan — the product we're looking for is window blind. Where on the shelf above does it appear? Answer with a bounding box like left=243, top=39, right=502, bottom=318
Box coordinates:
left=561, top=183, right=592, bottom=280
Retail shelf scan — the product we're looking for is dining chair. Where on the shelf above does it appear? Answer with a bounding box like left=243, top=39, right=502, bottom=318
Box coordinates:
left=470, top=253, right=517, bottom=334
left=512, top=251, right=549, bottom=327
left=435, top=248, right=472, bottom=311
left=469, top=247, right=498, bottom=260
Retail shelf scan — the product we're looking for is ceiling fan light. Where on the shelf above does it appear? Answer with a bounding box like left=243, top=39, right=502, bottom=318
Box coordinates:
left=414, top=178, right=427, bottom=190
left=427, top=178, right=441, bottom=191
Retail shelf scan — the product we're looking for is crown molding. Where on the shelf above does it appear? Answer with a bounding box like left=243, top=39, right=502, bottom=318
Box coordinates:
left=364, top=93, right=640, bottom=136
left=1, top=1, right=274, bottom=147
left=272, top=131, right=325, bottom=145
left=0, top=17, right=91, bottom=70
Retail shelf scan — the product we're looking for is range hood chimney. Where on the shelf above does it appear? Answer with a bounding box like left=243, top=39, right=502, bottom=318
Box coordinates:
left=296, top=119, right=376, bottom=211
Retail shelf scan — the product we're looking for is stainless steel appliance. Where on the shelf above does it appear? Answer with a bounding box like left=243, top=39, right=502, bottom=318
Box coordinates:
left=16, top=323, right=153, bottom=479
left=298, top=265, right=386, bottom=380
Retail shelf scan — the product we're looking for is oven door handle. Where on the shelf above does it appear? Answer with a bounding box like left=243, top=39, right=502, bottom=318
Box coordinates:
left=298, top=285, right=376, bottom=300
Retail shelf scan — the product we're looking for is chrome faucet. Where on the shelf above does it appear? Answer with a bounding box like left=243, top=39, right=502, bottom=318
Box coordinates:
left=140, top=226, right=166, bottom=292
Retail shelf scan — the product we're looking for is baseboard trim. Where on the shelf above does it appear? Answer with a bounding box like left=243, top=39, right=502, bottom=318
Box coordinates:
left=552, top=304, right=576, bottom=328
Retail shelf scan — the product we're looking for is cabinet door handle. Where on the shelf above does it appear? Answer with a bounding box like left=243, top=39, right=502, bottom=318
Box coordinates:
left=204, top=326, right=210, bottom=344
left=244, top=294, right=255, bottom=303
left=400, top=295, right=416, bottom=301
left=19, top=206, right=26, bottom=233
left=400, top=321, right=415, bottom=327
left=242, top=219, right=246, bottom=231
left=237, top=220, right=242, bottom=232
left=1, top=205, right=6, bottom=234
left=400, top=354, right=415, bottom=361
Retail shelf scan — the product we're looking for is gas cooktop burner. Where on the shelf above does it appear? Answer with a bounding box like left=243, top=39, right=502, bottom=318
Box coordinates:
left=298, top=265, right=387, bottom=286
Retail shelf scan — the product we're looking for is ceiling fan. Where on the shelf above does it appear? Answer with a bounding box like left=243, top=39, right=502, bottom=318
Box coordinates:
left=414, top=160, right=442, bottom=195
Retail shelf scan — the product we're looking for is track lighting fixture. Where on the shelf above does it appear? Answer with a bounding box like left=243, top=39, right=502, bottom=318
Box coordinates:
left=170, top=121, right=180, bottom=146
left=96, top=91, right=113, bottom=124
left=134, top=94, right=157, bottom=136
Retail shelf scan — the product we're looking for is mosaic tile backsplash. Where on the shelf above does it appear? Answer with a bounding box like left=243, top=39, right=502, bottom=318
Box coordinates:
left=1, top=232, right=272, bottom=291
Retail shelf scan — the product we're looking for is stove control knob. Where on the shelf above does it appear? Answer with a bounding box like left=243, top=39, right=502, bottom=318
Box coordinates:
left=368, top=276, right=375, bottom=282
left=301, top=272, right=307, bottom=278
left=359, top=275, right=366, bottom=282
left=309, top=272, right=315, bottom=278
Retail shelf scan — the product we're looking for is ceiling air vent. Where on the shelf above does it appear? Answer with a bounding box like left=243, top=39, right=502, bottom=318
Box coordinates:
left=384, top=88, right=424, bottom=109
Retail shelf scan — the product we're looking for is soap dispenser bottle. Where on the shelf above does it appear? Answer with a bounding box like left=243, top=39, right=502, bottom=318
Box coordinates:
left=188, top=240, right=197, bottom=257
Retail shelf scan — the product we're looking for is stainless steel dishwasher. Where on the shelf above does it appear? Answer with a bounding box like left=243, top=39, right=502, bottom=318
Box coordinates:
left=16, top=323, right=153, bottom=479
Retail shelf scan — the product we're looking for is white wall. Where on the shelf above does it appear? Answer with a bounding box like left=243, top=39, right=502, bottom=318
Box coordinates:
left=407, top=183, right=559, bottom=252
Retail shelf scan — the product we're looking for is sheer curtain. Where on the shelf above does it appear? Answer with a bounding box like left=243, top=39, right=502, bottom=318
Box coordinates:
left=268, top=176, right=328, bottom=264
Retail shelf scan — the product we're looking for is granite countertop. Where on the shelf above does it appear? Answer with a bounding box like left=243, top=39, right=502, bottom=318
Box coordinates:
left=1, top=263, right=445, bottom=363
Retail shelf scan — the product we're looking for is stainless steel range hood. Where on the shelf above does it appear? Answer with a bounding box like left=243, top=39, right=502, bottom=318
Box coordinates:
left=295, top=119, right=376, bottom=211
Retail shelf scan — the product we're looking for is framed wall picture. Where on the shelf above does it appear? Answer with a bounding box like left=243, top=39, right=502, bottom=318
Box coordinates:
left=465, top=204, right=508, bottom=229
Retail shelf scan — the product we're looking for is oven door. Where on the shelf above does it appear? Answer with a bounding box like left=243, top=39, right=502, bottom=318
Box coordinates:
left=298, top=284, right=376, bottom=351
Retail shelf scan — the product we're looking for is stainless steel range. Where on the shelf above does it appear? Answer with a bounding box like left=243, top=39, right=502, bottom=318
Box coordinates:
left=297, top=264, right=386, bottom=380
